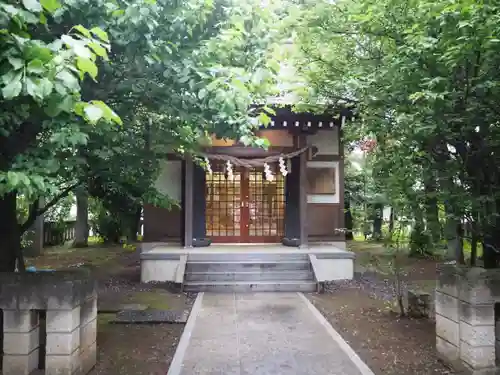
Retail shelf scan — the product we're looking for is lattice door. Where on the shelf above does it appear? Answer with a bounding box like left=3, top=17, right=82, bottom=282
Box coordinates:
left=205, top=164, right=243, bottom=242
left=205, top=164, right=285, bottom=243
left=245, top=168, right=285, bottom=242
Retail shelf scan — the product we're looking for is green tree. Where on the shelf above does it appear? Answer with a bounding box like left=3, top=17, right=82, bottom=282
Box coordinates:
left=0, top=1, right=119, bottom=271
left=1, top=0, right=287, bottom=270
left=292, top=0, right=500, bottom=265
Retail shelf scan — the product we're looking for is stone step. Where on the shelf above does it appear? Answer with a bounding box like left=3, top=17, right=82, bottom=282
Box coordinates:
left=183, top=281, right=317, bottom=293
left=187, top=253, right=309, bottom=262
left=186, top=261, right=311, bottom=273
left=185, top=270, right=314, bottom=282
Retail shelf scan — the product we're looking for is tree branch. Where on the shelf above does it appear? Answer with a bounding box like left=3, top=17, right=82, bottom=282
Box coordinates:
left=20, top=183, right=80, bottom=234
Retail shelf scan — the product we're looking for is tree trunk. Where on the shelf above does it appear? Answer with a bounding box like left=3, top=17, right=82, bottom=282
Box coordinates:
left=456, top=223, right=465, bottom=265
left=410, top=206, right=430, bottom=257
left=388, top=207, right=394, bottom=233
left=372, top=202, right=383, bottom=241
left=444, top=204, right=464, bottom=263
left=0, top=192, right=22, bottom=272
left=344, top=192, right=354, bottom=240
left=483, top=220, right=500, bottom=269
left=73, top=189, right=89, bottom=248
left=24, top=198, right=45, bottom=257
left=470, top=221, right=478, bottom=267
left=424, top=171, right=441, bottom=244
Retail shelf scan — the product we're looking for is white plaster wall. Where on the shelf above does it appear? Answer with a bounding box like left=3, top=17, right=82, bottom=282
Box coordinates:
left=307, top=161, right=340, bottom=204
left=310, top=256, right=354, bottom=282
left=141, top=259, right=180, bottom=283
left=307, top=129, right=339, bottom=155
left=154, top=160, right=182, bottom=203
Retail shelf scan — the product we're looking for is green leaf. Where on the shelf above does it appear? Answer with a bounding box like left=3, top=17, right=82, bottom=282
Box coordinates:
left=111, top=9, right=125, bottom=17
left=2, top=72, right=23, bottom=99
left=25, top=77, right=53, bottom=99
left=39, top=12, right=47, bottom=24
left=40, top=0, right=61, bottom=12
left=56, top=70, right=79, bottom=91
left=27, top=59, right=44, bottom=74
left=84, top=104, right=104, bottom=123
left=6, top=171, right=20, bottom=189
left=88, top=42, right=109, bottom=60
left=206, top=80, right=219, bottom=91
left=74, top=101, right=85, bottom=116
left=8, top=57, right=24, bottom=70
left=198, top=88, right=207, bottom=99
left=22, top=0, right=42, bottom=12
left=44, top=96, right=63, bottom=117
left=76, top=57, right=98, bottom=80
left=58, top=95, right=75, bottom=113
left=73, top=25, right=92, bottom=38
left=90, top=27, right=109, bottom=42
left=89, top=100, right=122, bottom=125
left=24, top=45, right=52, bottom=63
left=38, top=77, right=53, bottom=97
left=258, top=112, right=271, bottom=126
left=25, top=77, right=37, bottom=98
left=61, top=35, right=92, bottom=59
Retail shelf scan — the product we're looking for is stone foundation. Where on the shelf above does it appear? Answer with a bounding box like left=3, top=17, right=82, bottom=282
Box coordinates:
left=436, top=264, right=500, bottom=374
left=0, top=271, right=97, bottom=375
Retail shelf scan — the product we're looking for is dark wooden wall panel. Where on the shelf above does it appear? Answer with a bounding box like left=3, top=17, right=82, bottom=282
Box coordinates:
left=143, top=204, right=182, bottom=242
left=307, top=203, right=345, bottom=241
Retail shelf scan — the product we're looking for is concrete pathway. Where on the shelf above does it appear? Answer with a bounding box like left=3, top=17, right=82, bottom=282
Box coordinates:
left=168, top=292, right=375, bottom=375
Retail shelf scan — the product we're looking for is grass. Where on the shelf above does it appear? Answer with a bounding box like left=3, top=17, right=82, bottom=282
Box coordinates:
left=122, top=291, right=171, bottom=310
left=26, top=241, right=188, bottom=312
left=25, top=241, right=135, bottom=270
left=97, top=314, right=118, bottom=336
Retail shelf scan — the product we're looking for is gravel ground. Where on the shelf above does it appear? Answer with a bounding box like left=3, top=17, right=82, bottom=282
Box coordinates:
left=77, top=249, right=194, bottom=375
left=90, top=250, right=196, bottom=375
left=308, top=271, right=454, bottom=375
left=90, top=320, right=185, bottom=375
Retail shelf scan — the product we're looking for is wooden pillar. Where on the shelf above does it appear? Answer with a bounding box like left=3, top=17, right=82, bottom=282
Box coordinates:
left=338, top=124, right=346, bottom=236
left=192, top=164, right=206, bottom=240
left=299, top=135, right=308, bottom=247
left=284, top=156, right=301, bottom=240
left=184, top=156, right=194, bottom=248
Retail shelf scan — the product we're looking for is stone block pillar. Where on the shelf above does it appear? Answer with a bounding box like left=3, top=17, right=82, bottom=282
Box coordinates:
left=0, top=271, right=98, bottom=375
left=2, top=309, right=40, bottom=375
left=45, top=306, right=82, bottom=375
left=79, top=297, right=98, bottom=374
left=436, top=265, right=500, bottom=373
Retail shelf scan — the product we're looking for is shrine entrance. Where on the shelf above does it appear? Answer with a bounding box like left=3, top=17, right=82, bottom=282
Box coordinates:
left=205, top=164, right=285, bottom=243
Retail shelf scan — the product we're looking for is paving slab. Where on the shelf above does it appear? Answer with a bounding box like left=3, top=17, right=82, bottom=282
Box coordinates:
left=168, top=292, right=375, bottom=375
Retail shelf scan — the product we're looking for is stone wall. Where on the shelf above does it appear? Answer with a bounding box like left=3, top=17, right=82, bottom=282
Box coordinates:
left=436, top=264, right=500, bottom=374
left=0, top=271, right=97, bottom=375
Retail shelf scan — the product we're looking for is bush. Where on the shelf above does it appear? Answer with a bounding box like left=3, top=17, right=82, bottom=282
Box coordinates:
left=91, top=206, right=122, bottom=243
left=409, top=222, right=432, bottom=257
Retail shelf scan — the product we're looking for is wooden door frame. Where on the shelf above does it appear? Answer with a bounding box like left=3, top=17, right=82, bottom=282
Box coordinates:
left=205, top=165, right=285, bottom=244
left=245, top=169, right=285, bottom=243
left=240, top=170, right=250, bottom=242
